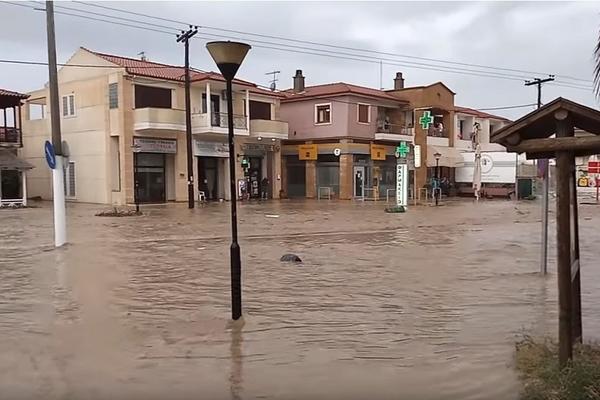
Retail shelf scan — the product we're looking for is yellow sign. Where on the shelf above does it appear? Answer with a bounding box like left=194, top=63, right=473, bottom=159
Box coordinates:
left=370, top=144, right=387, bottom=160
left=298, top=144, right=318, bottom=160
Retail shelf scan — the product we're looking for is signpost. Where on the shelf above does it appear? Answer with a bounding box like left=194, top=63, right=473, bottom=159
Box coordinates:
left=44, top=140, right=56, bottom=169
left=396, top=164, right=408, bottom=208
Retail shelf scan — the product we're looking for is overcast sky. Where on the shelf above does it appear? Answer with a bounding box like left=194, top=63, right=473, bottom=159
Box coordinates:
left=0, top=1, right=598, bottom=119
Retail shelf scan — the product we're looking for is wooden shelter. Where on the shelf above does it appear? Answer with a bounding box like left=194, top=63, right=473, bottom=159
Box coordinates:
left=492, top=97, right=600, bottom=367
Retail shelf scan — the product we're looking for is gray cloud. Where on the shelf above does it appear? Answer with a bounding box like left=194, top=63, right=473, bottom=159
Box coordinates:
left=0, top=1, right=598, bottom=119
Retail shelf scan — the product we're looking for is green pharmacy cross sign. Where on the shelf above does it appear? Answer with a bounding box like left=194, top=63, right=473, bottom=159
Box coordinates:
left=419, top=110, right=434, bottom=130
left=396, top=141, right=409, bottom=158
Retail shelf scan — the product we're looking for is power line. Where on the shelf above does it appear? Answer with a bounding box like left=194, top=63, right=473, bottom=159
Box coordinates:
left=477, top=104, right=537, bottom=111
left=70, top=0, right=593, bottom=84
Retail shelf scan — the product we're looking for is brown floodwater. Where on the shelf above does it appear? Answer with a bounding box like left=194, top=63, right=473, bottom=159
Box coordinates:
left=1, top=198, right=599, bottom=400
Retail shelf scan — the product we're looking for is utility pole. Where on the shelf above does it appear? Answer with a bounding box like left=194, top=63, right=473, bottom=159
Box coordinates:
left=177, top=26, right=198, bottom=209
left=525, top=75, right=555, bottom=274
left=46, top=0, right=66, bottom=247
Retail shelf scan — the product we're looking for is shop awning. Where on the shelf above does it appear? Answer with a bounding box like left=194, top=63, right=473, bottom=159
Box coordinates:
left=427, top=145, right=464, bottom=168
left=0, top=150, right=34, bottom=170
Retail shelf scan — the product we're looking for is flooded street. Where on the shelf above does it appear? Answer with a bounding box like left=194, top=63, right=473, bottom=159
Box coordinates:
left=1, top=199, right=599, bottom=400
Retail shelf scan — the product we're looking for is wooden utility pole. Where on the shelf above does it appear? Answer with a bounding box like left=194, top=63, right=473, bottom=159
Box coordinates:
left=177, top=26, right=198, bottom=209
left=45, top=0, right=67, bottom=247
left=525, top=75, right=555, bottom=274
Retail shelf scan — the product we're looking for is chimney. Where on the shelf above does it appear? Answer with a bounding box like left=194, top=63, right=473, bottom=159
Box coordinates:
left=293, top=69, right=305, bottom=93
left=393, top=72, right=404, bottom=90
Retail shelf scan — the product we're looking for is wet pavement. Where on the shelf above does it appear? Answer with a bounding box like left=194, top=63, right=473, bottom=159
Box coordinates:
left=1, top=198, right=599, bottom=400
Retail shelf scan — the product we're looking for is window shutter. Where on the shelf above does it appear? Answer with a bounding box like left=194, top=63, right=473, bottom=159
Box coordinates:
left=108, top=83, right=118, bottom=109
left=69, top=95, right=75, bottom=116
left=63, top=166, right=67, bottom=195
left=68, top=162, right=76, bottom=197
left=62, top=96, right=68, bottom=117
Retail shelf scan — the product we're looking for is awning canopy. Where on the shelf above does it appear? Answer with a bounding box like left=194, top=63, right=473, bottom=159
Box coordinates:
left=0, top=150, right=34, bottom=170
left=427, top=145, right=464, bottom=168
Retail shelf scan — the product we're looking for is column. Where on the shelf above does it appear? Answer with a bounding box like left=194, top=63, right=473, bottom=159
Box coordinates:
left=245, top=89, right=250, bottom=131
left=339, top=153, right=353, bottom=200
left=22, top=170, right=27, bottom=206
left=206, top=82, right=211, bottom=125
left=305, top=160, right=316, bottom=198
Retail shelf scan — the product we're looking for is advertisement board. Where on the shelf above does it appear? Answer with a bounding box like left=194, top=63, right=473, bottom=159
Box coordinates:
left=455, top=152, right=516, bottom=184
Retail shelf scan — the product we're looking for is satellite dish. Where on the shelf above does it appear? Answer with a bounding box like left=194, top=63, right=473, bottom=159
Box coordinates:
left=270, top=81, right=276, bottom=91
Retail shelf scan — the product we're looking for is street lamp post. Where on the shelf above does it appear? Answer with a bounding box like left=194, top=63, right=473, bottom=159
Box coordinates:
left=206, top=41, right=251, bottom=321
left=434, top=151, right=441, bottom=206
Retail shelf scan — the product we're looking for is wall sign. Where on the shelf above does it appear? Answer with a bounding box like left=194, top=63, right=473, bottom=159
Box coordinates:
left=414, top=145, right=421, bottom=168
left=333, top=148, right=341, bottom=156
left=298, top=144, right=318, bottom=160
left=370, top=144, right=387, bottom=160
left=194, top=141, right=229, bottom=157
left=396, top=163, right=408, bottom=207
left=133, top=138, right=177, bottom=154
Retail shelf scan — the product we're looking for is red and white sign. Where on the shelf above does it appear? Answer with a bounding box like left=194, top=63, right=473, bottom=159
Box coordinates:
left=588, top=161, right=600, bottom=174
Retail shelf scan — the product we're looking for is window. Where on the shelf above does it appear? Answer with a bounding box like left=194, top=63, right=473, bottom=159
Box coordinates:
left=63, top=161, right=76, bottom=198
left=62, top=94, right=75, bottom=117
left=458, top=119, right=465, bottom=139
left=357, top=103, right=370, bottom=124
left=108, top=83, right=118, bottom=109
left=315, top=103, right=331, bottom=124
left=134, top=85, right=172, bottom=109
left=249, top=100, right=272, bottom=120
left=28, top=103, right=46, bottom=120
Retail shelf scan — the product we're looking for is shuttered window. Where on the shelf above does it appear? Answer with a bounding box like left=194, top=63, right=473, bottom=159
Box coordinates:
left=62, top=94, right=75, bottom=117
left=108, top=83, right=118, bottom=109
left=63, top=161, right=76, bottom=198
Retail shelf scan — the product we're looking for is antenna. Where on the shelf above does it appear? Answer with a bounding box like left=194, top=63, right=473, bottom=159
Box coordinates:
left=265, top=70, right=281, bottom=91
left=137, top=51, right=146, bottom=61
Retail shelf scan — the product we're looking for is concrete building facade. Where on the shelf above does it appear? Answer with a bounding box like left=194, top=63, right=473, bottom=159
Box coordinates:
left=21, top=47, right=288, bottom=205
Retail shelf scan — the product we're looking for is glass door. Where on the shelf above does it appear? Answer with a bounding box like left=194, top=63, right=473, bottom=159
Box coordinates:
left=354, top=166, right=365, bottom=198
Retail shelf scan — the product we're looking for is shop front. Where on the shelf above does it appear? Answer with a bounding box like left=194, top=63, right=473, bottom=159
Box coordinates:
left=133, top=137, right=177, bottom=204
left=194, top=140, right=229, bottom=201
left=238, top=141, right=280, bottom=199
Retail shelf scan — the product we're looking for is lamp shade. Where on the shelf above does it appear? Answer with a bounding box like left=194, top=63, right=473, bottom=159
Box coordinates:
left=434, top=152, right=442, bottom=160
left=206, top=41, right=251, bottom=81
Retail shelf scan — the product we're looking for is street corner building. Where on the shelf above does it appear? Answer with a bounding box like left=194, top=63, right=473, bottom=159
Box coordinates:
left=279, top=70, right=514, bottom=201
left=0, top=88, right=33, bottom=206
left=20, top=47, right=288, bottom=205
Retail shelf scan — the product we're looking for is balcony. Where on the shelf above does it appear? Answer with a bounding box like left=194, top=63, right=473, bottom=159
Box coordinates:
left=249, top=119, right=288, bottom=140
left=133, top=107, right=185, bottom=132
left=375, top=123, right=414, bottom=143
left=0, top=127, right=21, bottom=147
left=134, top=108, right=248, bottom=136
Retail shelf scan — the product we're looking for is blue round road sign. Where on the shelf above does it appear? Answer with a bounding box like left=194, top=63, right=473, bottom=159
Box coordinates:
left=44, top=140, right=56, bottom=169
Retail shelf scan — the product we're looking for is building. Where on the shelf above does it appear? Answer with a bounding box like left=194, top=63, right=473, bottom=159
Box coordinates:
left=280, top=70, right=411, bottom=200
left=21, top=47, right=288, bottom=205
left=0, top=88, right=33, bottom=206
left=280, top=70, right=514, bottom=200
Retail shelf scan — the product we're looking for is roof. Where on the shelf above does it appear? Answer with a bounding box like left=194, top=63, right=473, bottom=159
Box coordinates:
left=83, top=47, right=255, bottom=87
left=281, top=82, right=408, bottom=104
left=455, top=106, right=511, bottom=122
left=385, top=81, right=456, bottom=95
left=491, top=97, right=600, bottom=157
left=0, top=88, right=29, bottom=109
left=0, top=150, right=33, bottom=170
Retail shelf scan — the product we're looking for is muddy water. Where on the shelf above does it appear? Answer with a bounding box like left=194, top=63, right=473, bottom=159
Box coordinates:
left=1, top=199, right=599, bottom=400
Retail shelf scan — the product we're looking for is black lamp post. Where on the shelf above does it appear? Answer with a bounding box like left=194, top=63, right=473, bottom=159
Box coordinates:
left=206, top=41, right=251, bottom=321
left=434, top=151, right=441, bottom=206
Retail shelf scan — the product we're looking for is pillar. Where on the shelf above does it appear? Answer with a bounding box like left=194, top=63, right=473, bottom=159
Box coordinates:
left=305, top=160, right=316, bottom=198
left=206, top=82, right=211, bottom=124
left=22, top=170, right=27, bottom=206
left=245, top=89, right=250, bottom=130
left=339, top=153, right=353, bottom=200
left=280, top=155, right=288, bottom=199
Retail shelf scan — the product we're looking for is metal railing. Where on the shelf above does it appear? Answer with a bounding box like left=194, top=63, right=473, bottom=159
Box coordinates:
left=211, top=112, right=247, bottom=129
left=0, top=127, right=21, bottom=145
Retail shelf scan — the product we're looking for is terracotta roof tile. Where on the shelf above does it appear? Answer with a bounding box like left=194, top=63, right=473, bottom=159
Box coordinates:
left=455, top=106, right=511, bottom=122
left=86, top=48, right=254, bottom=87
left=282, top=82, right=407, bottom=103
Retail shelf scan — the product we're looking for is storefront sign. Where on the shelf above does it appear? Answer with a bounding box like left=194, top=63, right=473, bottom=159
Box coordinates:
left=414, top=145, right=421, bottom=168
left=588, top=161, right=600, bottom=174
left=371, top=144, right=387, bottom=160
left=133, top=138, right=177, bottom=154
left=194, top=141, right=229, bottom=158
left=396, top=163, right=408, bottom=207
left=455, top=152, right=516, bottom=184
left=419, top=110, right=434, bottom=130
left=242, top=143, right=274, bottom=155
left=298, top=144, right=317, bottom=160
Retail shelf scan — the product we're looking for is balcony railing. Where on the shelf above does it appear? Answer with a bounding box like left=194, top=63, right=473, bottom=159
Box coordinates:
left=212, top=112, right=247, bottom=130
left=376, top=122, right=414, bottom=136
left=427, top=126, right=449, bottom=138
left=0, top=127, right=21, bottom=146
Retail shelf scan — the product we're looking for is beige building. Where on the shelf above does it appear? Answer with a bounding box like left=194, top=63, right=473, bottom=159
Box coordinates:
left=21, top=47, right=288, bottom=205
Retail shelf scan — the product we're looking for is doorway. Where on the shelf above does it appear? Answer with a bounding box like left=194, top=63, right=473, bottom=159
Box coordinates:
left=0, top=170, right=21, bottom=200
left=354, top=166, right=365, bottom=198
left=198, top=156, right=220, bottom=200
left=248, top=157, right=262, bottom=199
left=135, top=153, right=166, bottom=203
